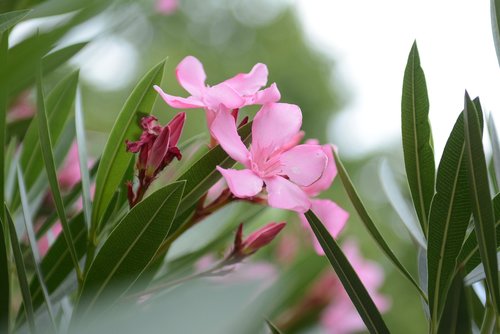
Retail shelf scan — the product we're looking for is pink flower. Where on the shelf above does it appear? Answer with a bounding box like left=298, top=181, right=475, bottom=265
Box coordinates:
left=155, top=0, right=178, bottom=15
left=38, top=223, right=62, bottom=257
left=232, top=222, right=286, bottom=257
left=58, top=144, right=83, bottom=191
left=154, top=56, right=280, bottom=131
left=212, top=103, right=328, bottom=213
left=8, top=92, right=35, bottom=121
left=320, top=240, right=390, bottom=334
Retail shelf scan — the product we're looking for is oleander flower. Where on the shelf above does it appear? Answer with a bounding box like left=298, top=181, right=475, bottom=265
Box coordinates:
left=155, top=0, right=178, bottom=15
left=212, top=103, right=328, bottom=213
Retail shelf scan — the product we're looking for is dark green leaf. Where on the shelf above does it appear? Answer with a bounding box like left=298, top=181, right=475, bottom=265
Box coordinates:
left=304, top=210, right=390, bottom=334
left=5, top=207, right=35, bottom=333
left=74, top=181, right=185, bottom=322
left=91, top=60, right=165, bottom=231
left=487, top=115, right=500, bottom=191
left=333, top=149, right=427, bottom=300
left=0, top=217, right=8, bottom=333
left=401, top=41, right=435, bottom=236
left=437, top=272, right=471, bottom=334
left=427, top=107, right=478, bottom=324
left=0, top=9, right=30, bottom=33
left=37, top=73, right=81, bottom=279
left=463, top=92, right=500, bottom=312
left=6, top=117, right=32, bottom=141
left=491, top=0, right=500, bottom=68
left=464, top=252, right=500, bottom=286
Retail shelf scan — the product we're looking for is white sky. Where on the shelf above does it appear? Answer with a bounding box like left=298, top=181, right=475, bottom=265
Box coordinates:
left=295, top=0, right=500, bottom=159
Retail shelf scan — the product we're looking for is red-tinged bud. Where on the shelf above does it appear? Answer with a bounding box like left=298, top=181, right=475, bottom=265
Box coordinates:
left=232, top=222, right=286, bottom=257
left=126, top=181, right=135, bottom=207
left=167, top=112, right=186, bottom=147
left=146, top=126, right=170, bottom=177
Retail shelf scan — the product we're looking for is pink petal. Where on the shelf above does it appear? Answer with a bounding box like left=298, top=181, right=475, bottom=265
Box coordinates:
left=250, top=83, right=281, bottom=105
left=252, top=103, right=302, bottom=153
left=302, top=144, right=337, bottom=196
left=175, top=56, right=206, bottom=96
left=224, top=63, right=268, bottom=95
left=265, top=176, right=310, bottom=213
left=299, top=199, right=349, bottom=255
left=155, top=0, right=178, bottom=15
left=205, top=83, right=246, bottom=110
left=154, top=85, right=205, bottom=109
left=211, top=110, right=250, bottom=165
left=216, top=167, right=263, bottom=198
left=167, top=112, right=186, bottom=146
left=280, top=144, right=327, bottom=187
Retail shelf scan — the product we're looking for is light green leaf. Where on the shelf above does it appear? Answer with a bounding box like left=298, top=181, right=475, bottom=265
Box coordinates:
left=491, top=0, right=500, bottom=68
left=427, top=105, right=479, bottom=325
left=0, top=9, right=30, bottom=33
left=487, top=115, right=500, bottom=191
left=401, top=41, right=435, bottom=236
left=265, top=319, right=283, bottom=334
left=304, top=210, right=390, bottom=334
left=91, top=60, right=166, bottom=232
left=37, top=72, right=81, bottom=280
left=463, top=92, right=500, bottom=312
left=334, top=149, right=427, bottom=301
left=74, top=181, right=185, bottom=323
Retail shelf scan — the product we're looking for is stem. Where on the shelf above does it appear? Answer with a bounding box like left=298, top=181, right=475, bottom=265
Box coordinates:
left=481, top=297, right=497, bottom=334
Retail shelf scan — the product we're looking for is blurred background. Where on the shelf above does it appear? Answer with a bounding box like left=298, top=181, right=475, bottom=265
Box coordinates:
left=4, top=0, right=499, bottom=332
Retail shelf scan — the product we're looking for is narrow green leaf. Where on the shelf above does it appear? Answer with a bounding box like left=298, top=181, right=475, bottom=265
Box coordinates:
left=265, top=319, right=283, bottom=334
left=463, top=92, right=500, bottom=312
left=74, top=87, right=92, bottom=229
left=91, top=60, right=165, bottom=231
left=427, top=107, right=478, bottom=324
left=437, top=272, right=471, bottom=334
left=304, top=210, right=390, bottom=334
left=487, top=115, right=500, bottom=191
left=17, top=165, right=57, bottom=329
left=0, top=9, right=30, bottom=33
left=75, top=181, right=185, bottom=322
left=37, top=73, right=82, bottom=280
left=491, top=0, right=500, bottom=68
left=464, top=252, right=500, bottom=286
left=333, top=149, right=427, bottom=301
left=5, top=207, right=35, bottom=333
left=401, top=41, right=435, bottom=236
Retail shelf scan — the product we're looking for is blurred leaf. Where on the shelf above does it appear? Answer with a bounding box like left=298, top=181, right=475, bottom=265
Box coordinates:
left=17, top=165, right=57, bottom=329
left=463, top=92, right=500, bottom=312
left=480, top=297, right=497, bottom=333
left=401, top=41, right=435, bottom=236
left=5, top=206, right=35, bottom=333
left=91, top=60, right=165, bottom=231
left=304, top=210, right=390, bottom=334
left=0, top=9, right=30, bottom=33
left=6, top=117, right=32, bottom=141
left=15, top=71, right=79, bottom=209
left=75, top=181, right=185, bottom=323
left=437, top=272, right=471, bottom=334
left=75, top=87, right=92, bottom=229
left=464, top=252, right=500, bottom=286
left=427, top=106, right=478, bottom=324
left=0, top=214, right=7, bottom=331
left=266, top=319, right=283, bottom=334
left=487, top=114, right=500, bottom=191
left=333, top=149, right=427, bottom=300
left=37, top=72, right=82, bottom=279
left=458, top=193, right=500, bottom=274
left=379, top=160, right=426, bottom=248
left=491, top=0, right=500, bottom=68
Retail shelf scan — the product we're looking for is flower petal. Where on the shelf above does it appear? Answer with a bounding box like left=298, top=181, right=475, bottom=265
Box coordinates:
left=154, top=85, right=205, bottom=109
left=211, top=111, right=250, bottom=165
left=265, top=176, right=310, bottom=213
left=175, top=56, right=206, bottom=96
left=216, top=167, right=263, bottom=198
left=250, top=83, right=281, bottom=105
left=302, top=144, right=337, bottom=196
left=167, top=112, right=186, bottom=147
left=252, top=103, right=302, bottom=153
left=224, top=63, right=268, bottom=95
left=280, top=144, right=327, bottom=187
left=205, top=83, right=246, bottom=110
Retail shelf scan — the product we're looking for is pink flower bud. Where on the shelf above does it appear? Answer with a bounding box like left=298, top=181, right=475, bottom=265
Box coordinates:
left=235, top=222, right=286, bottom=256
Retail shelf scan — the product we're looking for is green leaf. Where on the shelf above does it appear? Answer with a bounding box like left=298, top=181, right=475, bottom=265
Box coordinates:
left=333, top=149, right=427, bottom=301
left=401, top=41, right=435, bottom=236
left=37, top=72, right=82, bottom=280
left=265, top=319, right=283, bottom=334
left=304, top=210, right=390, bottom=334
left=427, top=106, right=478, bottom=324
left=437, top=272, right=471, bottom=334
left=464, top=252, right=500, bottom=286
left=0, top=216, right=8, bottom=332
left=91, top=60, right=165, bottom=231
left=74, top=181, right=185, bottom=322
left=463, top=92, right=500, bottom=312
left=5, top=207, right=35, bottom=333
left=0, top=9, right=30, bottom=33
left=487, top=115, right=500, bottom=191
left=491, top=0, right=500, bottom=68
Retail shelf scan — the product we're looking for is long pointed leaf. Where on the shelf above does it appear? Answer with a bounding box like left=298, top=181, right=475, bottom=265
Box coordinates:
left=0, top=9, right=30, bottom=33
left=333, top=149, right=427, bottom=300
left=304, top=210, right=390, bottom=334
left=91, top=60, right=165, bottom=231
left=74, top=181, right=185, bottom=323
left=463, top=92, right=500, bottom=312
left=37, top=72, right=82, bottom=280
left=401, top=41, right=435, bottom=236
left=491, top=0, right=500, bottom=68
left=487, top=114, right=500, bottom=191
left=437, top=272, right=471, bottom=334
left=427, top=106, right=479, bottom=325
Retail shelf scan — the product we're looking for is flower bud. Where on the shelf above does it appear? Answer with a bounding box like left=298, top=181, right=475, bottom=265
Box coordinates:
left=232, top=222, right=286, bottom=257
